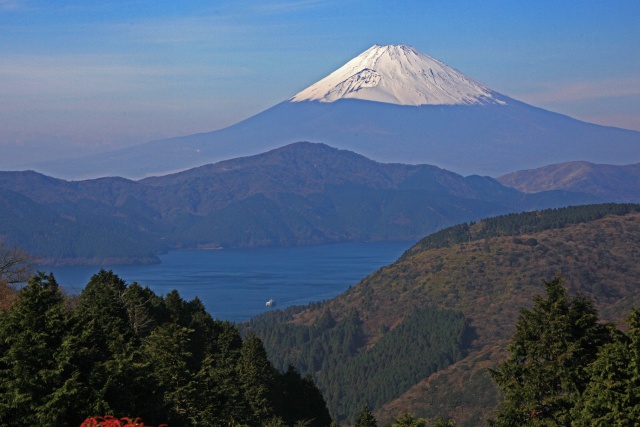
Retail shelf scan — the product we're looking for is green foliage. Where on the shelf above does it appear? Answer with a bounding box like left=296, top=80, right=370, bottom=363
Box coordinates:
left=277, top=366, right=332, bottom=427
left=245, top=306, right=470, bottom=422
left=489, top=278, right=640, bottom=426
left=490, top=277, right=612, bottom=426
left=0, top=272, right=75, bottom=426
left=391, top=413, right=455, bottom=427
left=0, top=270, right=332, bottom=427
left=571, top=308, right=640, bottom=426
left=355, top=404, right=377, bottom=427
left=392, top=413, right=429, bottom=427
left=239, top=334, right=278, bottom=424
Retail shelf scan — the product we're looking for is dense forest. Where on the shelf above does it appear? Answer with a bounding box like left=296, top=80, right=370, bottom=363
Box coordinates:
left=245, top=306, right=471, bottom=422
left=0, top=270, right=331, bottom=427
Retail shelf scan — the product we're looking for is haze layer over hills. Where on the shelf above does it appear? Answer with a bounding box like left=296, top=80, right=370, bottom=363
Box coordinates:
left=30, top=45, right=640, bottom=180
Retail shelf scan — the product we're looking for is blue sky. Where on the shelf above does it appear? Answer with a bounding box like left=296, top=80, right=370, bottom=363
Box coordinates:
left=1, top=0, right=638, bottom=165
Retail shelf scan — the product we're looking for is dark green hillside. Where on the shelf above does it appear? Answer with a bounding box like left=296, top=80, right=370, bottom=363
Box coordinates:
left=0, top=188, right=162, bottom=265
left=404, top=203, right=640, bottom=255
left=244, top=204, right=640, bottom=426
left=246, top=306, right=471, bottom=422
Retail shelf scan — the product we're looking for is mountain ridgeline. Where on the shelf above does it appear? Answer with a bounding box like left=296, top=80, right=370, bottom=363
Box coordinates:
left=0, top=142, right=602, bottom=265
left=241, top=203, right=640, bottom=425
left=498, top=160, right=640, bottom=202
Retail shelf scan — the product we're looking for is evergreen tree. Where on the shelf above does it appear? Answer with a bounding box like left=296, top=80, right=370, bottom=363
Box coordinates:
left=238, top=334, right=278, bottom=423
left=277, top=365, right=332, bottom=427
left=572, top=308, right=640, bottom=425
left=392, top=412, right=428, bottom=427
left=194, top=321, right=247, bottom=425
left=490, top=277, right=611, bottom=426
left=140, top=323, right=197, bottom=425
left=0, top=272, right=76, bottom=426
left=390, top=413, right=453, bottom=427
left=0, top=269, right=332, bottom=426
left=354, top=404, right=377, bottom=427
left=69, top=270, right=142, bottom=418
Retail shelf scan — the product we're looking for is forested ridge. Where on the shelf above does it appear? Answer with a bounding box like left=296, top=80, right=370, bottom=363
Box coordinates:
left=403, top=203, right=640, bottom=257
left=246, top=204, right=640, bottom=426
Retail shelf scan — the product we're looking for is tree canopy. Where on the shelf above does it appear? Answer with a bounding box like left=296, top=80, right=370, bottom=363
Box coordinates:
left=0, top=270, right=331, bottom=427
left=491, top=277, right=640, bottom=426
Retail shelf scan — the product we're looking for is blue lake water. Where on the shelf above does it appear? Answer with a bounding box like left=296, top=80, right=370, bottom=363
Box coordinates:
left=49, top=241, right=412, bottom=323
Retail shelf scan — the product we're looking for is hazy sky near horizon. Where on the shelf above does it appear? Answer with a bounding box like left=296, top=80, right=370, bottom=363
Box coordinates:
left=1, top=0, right=639, bottom=166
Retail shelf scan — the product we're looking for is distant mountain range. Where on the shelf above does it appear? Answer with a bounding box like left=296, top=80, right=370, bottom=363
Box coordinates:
left=244, top=204, right=640, bottom=425
left=0, top=142, right=601, bottom=265
left=27, top=44, right=640, bottom=180
left=498, top=161, right=640, bottom=202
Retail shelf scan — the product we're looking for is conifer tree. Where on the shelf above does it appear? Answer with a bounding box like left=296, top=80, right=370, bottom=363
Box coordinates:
left=0, top=272, right=76, bottom=426
left=141, top=323, right=197, bottom=425
left=392, top=412, right=428, bottom=427
left=238, top=334, right=278, bottom=423
left=354, top=404, right=377, bottom=427
left=571, top=307, right=640, bottom=425
left=0, top=269, right=332, bottom=426
left=278, top=365, right=332, bottom=427
left=490, top=277, right=611, bottom=426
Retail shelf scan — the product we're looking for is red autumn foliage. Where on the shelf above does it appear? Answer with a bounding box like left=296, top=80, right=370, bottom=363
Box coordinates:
left=80, top=415, right=167, bottom=427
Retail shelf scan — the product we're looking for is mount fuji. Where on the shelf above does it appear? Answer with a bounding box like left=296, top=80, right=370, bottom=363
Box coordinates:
left=32, top=44, right=640, bottom=179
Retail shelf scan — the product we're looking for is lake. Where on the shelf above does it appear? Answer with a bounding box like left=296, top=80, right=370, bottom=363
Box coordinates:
left=49, top=241, right=412, bottom=323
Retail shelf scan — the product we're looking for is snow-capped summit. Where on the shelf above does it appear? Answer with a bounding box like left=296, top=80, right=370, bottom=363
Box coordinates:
left=289, top=44, right=505, bottom=106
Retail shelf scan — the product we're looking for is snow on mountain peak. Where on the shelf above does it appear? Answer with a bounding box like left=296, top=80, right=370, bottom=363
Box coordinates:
left=289, top=44, right=506, bottom=106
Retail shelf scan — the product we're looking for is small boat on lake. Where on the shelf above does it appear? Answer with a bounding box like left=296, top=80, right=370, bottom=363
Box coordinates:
left=265, top=299, right=276, bottom=307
